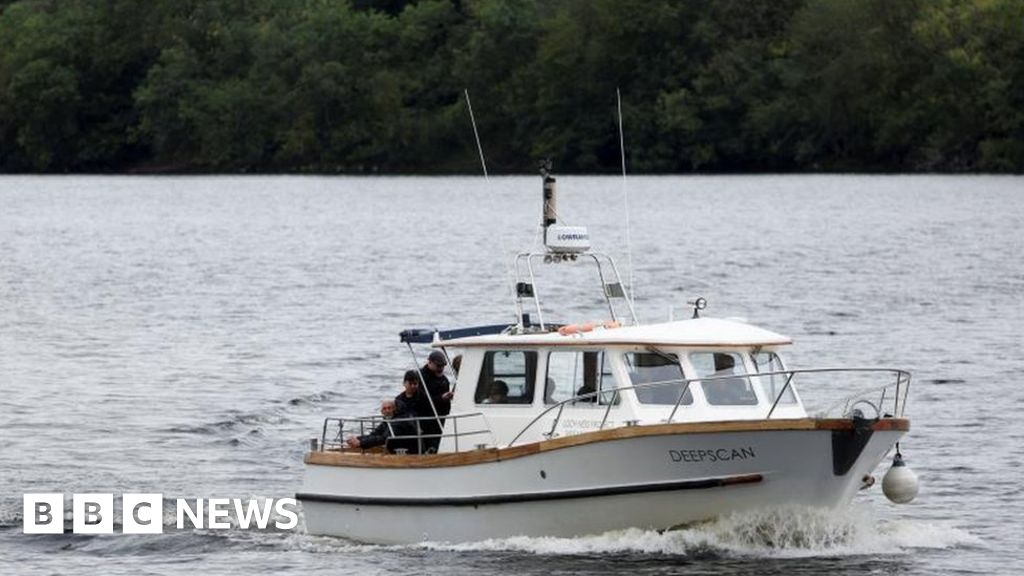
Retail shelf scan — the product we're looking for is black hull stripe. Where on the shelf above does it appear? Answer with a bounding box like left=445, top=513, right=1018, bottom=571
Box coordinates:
left=296, top=473, right=762, bottom=507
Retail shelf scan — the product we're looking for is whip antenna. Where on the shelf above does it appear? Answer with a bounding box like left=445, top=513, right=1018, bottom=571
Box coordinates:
left=617, top=88, right=635, bottom=308
left=464, top=89, right=517, bottom=319
left=465, top=89, right=489, bottom=181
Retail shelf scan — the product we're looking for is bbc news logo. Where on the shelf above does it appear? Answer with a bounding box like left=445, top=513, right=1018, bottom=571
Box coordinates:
left=23, top=494, right=298, bottom=534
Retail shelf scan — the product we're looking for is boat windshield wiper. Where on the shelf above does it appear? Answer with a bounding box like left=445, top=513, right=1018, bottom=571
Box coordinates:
left=644, top=346, right=680, bottom=366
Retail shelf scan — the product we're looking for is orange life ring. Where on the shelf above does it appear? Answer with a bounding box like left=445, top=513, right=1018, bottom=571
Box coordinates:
left=558, top=320, right=619, bottom=335
left=558, top=324, right=581, bottom=335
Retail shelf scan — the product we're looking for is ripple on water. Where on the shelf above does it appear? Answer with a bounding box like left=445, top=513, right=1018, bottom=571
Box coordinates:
left=2, top=175, right=1022, bottom=575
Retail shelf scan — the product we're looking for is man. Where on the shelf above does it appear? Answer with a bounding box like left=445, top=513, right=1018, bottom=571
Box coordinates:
left=395, top=369, right=420, bottom=416
left=484, top=380, right=508, bottom=404
left=346, top=400, right=402, bottom=451
left=416, top=350, right=454, bottom=453
left=705, top=354, right=756, bottom=405
left=392, top=369, right=423, bottom=454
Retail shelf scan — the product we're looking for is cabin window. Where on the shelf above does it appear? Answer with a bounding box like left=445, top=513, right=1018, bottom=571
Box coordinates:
left=752, top=351, right=796, bottom=405
left=475, top=350, right=538, bottom=405
left=690, top=352, right=759, bottom=406
left=624, top=351, right=693, bottom=405
left=545, top=351, right=618, bottom=405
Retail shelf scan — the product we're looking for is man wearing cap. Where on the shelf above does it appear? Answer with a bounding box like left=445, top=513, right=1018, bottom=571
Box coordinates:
left=416, top=350, right=454, bottom=453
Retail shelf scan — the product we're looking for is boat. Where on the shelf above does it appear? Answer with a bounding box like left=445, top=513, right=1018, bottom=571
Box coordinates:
left=297, top=169, right=918, bottom=544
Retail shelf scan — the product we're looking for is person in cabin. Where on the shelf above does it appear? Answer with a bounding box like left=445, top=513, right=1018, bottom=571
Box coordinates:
left=543, top=377, right=557, bottom=404
left=484, top=380, right=509, bottom=404
left=416, top=350, right=454, bottom=453
left=704, top=354, right=754, bottom=405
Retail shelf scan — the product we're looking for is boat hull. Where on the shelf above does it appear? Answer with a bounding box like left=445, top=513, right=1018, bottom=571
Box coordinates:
left=298, top=419, right=907, bottom=544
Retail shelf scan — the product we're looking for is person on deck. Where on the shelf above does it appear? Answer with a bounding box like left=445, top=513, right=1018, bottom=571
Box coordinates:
left=395, top=369, right=420, bottom=416
left=417, top=350, right=454, bottom=453
left=391, top=369, right=423, bottom=454
left=345, top=400, right=401, bottom=452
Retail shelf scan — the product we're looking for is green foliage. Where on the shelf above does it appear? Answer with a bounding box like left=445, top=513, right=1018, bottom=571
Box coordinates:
left=0, top=0, right=1021, bottom=172
left=0, top=1, right=161, bottom=170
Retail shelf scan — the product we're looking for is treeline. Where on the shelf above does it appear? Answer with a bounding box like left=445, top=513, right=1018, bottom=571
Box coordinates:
left=0, top=0, right=1021, bottom=173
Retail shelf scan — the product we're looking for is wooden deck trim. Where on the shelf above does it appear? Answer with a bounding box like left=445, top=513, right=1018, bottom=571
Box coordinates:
left=304, top=418, right=909, bottom=469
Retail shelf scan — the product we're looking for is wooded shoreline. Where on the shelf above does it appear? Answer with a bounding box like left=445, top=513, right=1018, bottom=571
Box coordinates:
left=1, top=0, right=1021, bottom=174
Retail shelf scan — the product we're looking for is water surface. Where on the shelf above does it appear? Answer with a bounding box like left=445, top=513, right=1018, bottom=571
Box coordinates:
left=1, top=175, right=1020, bottom=574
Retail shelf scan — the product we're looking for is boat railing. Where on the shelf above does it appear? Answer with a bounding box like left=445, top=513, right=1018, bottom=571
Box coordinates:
left=318, top=412, right=495, bottom=454
left=506, top=367, right=911, bottom=447
left=760, top=367, right=912, bottom=420
left=317, top=368, right=910, bottom=454
left=513, top=250, right=639, bottom=330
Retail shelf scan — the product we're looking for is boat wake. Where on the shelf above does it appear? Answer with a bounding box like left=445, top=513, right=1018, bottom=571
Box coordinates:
left=1, top=503, right=981, bottom=566
left=421, top=506, right=982, bottom=558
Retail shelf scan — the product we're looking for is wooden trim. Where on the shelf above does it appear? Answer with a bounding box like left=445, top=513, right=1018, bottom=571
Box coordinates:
left=296, top=473, right=763, bottom=507
left=304, top=418, right=909, bottom=469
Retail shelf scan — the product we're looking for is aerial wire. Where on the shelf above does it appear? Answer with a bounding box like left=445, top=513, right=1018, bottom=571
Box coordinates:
left=617, top=88, right=636, bottom=314
left=465, top=89, right=489, bottom=182
left=464, top=89, right=518, bottom=323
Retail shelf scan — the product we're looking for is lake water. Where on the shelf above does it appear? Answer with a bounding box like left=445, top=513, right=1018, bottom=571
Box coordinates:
left=1, top=175, right=1021, bottom=575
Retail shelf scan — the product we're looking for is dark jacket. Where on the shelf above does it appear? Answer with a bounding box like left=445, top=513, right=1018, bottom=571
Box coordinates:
left=415, top=366, right=451, bottom=451
left=395, top=392, right=418, bottom=418
left=416, top=366, right=451, bottom=420
left=357, top=411, right=419, bottom=454
left=391, top=392, right=423, bottom=454
left=354, top=420, right=393, bottom=450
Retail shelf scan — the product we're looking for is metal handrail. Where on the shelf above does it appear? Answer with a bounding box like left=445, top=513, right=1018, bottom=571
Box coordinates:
left=321, top=368, right=911, bottom=453
left=506, top=367, right=911, bottom=447
left=320, top=412, right=495, bottom=453
left=821, top=373, right=913, bottom=419
left=513, top=250, right=639, bottom=330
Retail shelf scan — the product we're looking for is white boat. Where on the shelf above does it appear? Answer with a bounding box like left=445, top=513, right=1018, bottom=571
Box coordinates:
left=297, top=171, right=916, bottom=544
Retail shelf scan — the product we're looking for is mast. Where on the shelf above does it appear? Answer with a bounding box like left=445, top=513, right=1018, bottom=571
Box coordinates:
left=541, top=158, right=556, bottom=230
left=512, top=163, right=638, bottom=331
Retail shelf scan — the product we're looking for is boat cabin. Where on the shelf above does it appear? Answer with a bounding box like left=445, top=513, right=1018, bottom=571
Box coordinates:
left=423, top=316, right=806, bottom=451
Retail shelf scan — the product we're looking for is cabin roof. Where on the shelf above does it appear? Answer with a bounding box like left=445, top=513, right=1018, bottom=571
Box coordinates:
left=436, top=317, right=792, bottom=348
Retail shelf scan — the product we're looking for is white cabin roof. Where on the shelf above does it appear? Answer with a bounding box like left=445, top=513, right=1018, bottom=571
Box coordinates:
left=437, top=317, right=792, bottom=348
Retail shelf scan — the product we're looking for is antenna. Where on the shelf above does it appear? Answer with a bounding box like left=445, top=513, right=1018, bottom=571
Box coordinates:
left=617, top=88, right=635, bottom=309
left=464, top=90, right=517, bottom=322
left=465, top=89, right=489, bottom=181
